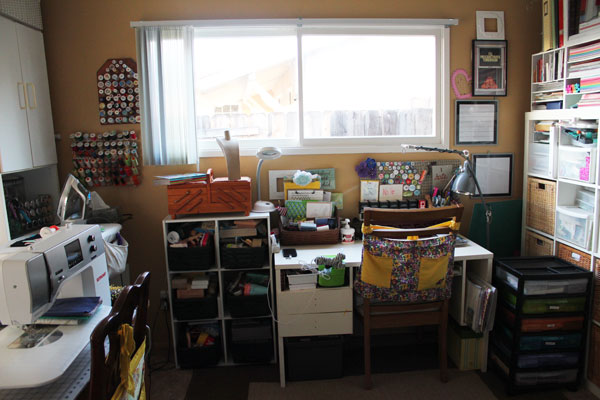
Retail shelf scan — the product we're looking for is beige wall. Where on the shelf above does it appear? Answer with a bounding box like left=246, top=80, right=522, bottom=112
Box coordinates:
left=40, top=0, right=541, bottom=345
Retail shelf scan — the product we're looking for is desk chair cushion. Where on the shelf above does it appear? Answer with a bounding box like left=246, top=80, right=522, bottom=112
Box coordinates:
left=354, top=234, right=455, bottom=303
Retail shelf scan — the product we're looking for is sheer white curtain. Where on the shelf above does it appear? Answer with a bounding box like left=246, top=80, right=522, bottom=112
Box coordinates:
left=135, top=26, right=197, bottom=165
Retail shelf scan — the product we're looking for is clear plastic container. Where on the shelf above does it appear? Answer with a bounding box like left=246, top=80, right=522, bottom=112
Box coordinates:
left=555, top=205, right=593, bottom=249
left=557, top=145, right=597, bottom=183
left=529, top=142, right=554, bottom=178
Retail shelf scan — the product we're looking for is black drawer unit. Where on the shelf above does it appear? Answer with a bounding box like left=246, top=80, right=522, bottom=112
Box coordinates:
left=491, top=256, right=592, bottom=394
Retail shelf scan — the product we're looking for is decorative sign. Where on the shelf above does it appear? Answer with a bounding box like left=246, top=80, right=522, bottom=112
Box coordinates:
left=379, top=184, right=403, bottom=201
left=360, top=180, right=379, bottom=202
left=97, top=58, right=140, bottom=125
left=451, top=69, right=472, bottom=99
left=307, top=168, right=336, bottom=190
left=472, top=40, right=507, bottom=97
left=431, top=165, right=455, bottom=191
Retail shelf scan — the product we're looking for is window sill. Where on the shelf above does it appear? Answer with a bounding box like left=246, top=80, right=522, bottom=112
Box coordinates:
left=198, top=143, right=450, bottom=158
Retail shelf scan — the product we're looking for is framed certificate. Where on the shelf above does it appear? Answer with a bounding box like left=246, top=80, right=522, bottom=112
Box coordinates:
left=472, top=40, right=507, bottom=96
left=455, top=100, right=498, bottom=145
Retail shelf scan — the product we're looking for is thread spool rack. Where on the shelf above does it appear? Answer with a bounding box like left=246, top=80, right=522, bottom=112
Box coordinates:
left=70, top=130, right=141, bottom=187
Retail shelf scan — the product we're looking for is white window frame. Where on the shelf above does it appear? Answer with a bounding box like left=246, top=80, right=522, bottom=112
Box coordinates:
left=132, top=18, right=457, bottom=159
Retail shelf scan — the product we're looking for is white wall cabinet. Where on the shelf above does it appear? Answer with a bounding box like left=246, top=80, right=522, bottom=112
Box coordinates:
left=0, top=15, right=56, bottom=173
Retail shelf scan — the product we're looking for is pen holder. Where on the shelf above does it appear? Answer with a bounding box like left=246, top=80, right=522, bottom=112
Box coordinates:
left=317, top=265, right=346, bottom=287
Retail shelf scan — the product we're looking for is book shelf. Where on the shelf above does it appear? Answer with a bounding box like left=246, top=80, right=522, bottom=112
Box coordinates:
left=162, top=212, right=276, bottom=368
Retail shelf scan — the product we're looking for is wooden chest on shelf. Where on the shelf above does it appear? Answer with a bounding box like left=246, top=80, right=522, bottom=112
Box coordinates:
left=167, top=169, right=252, bottom=218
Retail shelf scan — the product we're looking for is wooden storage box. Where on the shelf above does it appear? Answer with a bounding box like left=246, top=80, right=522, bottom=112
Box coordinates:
left=557, top=243, right=591, bottom=270
left=168, top=169, right=252, bottom=218
left=279, top=209, right=340, bottom=246
left=447, top=320, right=483, bottom=370
left=526, top=177, right=555, bottom=235
left=524, top=230, right=554, bottom=257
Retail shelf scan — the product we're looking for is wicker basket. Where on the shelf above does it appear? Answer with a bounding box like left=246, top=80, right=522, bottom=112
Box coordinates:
left=557, top=242, right=591, bottom=270
left=279, top=210, right=340, bottom=246
left=589, top=324, right=600, bottom=384
left=526, top=177, right=556, bottom=235
left=524, top=230, right=554, bottom=256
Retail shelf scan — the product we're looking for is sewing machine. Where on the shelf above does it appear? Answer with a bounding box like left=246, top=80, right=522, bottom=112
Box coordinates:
left=0, top=224, right=112, bottom=389
left=0, top=224, right=110, bottom=325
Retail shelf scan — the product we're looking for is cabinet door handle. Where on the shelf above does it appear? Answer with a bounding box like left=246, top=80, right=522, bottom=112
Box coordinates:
left=26, top=83, right=37, bottom=110
left=17, top=82, right=27, bottom=109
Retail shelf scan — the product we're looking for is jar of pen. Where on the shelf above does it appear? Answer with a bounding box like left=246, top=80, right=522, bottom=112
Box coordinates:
left=4, top=175, right=54, bottom=238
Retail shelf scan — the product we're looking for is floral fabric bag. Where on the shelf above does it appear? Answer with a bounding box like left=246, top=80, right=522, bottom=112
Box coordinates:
left=354, top=234, right=456, bottom=302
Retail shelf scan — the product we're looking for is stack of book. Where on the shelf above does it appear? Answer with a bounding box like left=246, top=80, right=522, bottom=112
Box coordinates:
left=153, top=172, right=208, bottom=186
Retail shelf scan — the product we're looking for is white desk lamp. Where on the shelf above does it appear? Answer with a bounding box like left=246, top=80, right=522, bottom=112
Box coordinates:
left=402, top=144, right=492, bottom=249
left=253, top=146, right=282, bottom=212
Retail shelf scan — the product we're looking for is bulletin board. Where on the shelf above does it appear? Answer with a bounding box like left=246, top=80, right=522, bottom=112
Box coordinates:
left=361, top=160, right=461, bottom=202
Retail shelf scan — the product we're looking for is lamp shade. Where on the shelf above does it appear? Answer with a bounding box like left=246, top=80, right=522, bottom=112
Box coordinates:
left=451, top=160, right=477, bottom=196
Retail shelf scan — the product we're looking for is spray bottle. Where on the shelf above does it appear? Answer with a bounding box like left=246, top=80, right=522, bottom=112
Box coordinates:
left=340, top=218, right=355, bottom=244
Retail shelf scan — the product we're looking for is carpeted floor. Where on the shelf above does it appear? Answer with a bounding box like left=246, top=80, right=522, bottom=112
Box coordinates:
left=249, top=369, right=497, bottom=400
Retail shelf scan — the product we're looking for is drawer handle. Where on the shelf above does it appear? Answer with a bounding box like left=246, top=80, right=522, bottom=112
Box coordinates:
left=538, top=183, right=546, bottom=190
left=571, top=252, right=581, bottom=261
left=536, top=239, right=543, bottom=246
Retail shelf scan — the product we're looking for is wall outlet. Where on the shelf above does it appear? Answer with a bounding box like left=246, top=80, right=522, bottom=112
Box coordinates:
left=159, top=290, right=168, bottom=310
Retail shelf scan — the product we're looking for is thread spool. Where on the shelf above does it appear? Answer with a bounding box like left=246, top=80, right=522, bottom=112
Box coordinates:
left=40, top=225, right=59, bottom=238
left=167, top=231, right=181, bottom=244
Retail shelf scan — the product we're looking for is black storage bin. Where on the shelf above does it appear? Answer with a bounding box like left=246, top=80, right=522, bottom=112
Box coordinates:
left=168, top=239, right=215, bottom=271
left=177, top=338, right=221, bottom=368
left=285, top=335, right=343, bottom=381
left=226, top=293, right=269, bottom=317
left=173, top=294, right=218, bottom=320
left=230, top=319, right=273, bottom=363
left=220, top=245, right=266, bottom=269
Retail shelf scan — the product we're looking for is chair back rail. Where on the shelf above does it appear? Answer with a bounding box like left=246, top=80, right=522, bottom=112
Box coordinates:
left=89, top=272, right=151, bottom=400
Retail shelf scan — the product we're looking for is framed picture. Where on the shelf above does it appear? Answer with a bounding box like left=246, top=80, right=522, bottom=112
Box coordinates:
left=472, top=153, right=513, bottom=197
left=268, top=169, right=296, bottom=200
left=455, top=100, right=498, bottom=145
left=472, top=40, right=507, bottom=96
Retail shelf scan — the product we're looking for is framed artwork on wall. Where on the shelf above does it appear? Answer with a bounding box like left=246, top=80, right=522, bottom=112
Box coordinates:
left=472, top=40, right=507, bottom=96
left=472, top=153, right=513, bottom=197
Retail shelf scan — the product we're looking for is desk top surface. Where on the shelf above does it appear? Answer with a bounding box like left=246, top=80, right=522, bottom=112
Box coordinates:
left=274, top=236, right=492, bottom=269
left=0, top=304, right=111, bottom=389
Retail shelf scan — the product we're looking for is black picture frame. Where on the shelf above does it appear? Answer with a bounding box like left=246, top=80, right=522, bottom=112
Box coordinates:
left=472, top=153, right=513, bottom=197
left=472, top=40, right=507, bottom=96
left=455, top=100, right=498, bottom=145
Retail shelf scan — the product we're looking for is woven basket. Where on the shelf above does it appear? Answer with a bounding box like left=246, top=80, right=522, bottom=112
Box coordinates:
left=524, top=230, right=554, bottom=256
left=594, top=259, right=600, bottom=323
left=557, top=242, right=591, bottom=270
left=588, top=323, right=600, bottom=384
left=526, top=177, right=555, bottom=235
left=279, top=209, right=340, bottom=246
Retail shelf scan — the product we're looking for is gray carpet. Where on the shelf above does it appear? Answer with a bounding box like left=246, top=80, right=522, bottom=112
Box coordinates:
left=248, top=369, right=497, bottom=400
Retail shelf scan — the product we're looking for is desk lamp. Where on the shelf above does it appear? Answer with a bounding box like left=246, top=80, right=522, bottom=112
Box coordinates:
left=402, top=144, right=492, bottom=249
left=253, top=146, right=282, bottom=212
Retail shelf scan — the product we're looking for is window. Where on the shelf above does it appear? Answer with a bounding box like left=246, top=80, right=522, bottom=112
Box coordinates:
left=135, top=19, right=454, bottom=164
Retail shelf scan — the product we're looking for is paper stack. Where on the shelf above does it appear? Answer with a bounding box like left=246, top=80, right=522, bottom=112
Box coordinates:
left=465, top=277, right=497, bottom=334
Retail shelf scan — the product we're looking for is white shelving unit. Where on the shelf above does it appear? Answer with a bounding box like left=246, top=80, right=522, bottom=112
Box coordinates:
left=522, top=108, right=600, bottom=266
left=162, top=212, right=276, bottom=368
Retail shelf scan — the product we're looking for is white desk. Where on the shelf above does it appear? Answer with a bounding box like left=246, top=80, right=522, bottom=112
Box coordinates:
left=0, top=305, right=111, bottom=389
left=274, top=237, right=493, bottom=387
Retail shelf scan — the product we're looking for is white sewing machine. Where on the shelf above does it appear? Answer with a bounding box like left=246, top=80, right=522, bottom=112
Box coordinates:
left=0, top=224, right=112, bottom=389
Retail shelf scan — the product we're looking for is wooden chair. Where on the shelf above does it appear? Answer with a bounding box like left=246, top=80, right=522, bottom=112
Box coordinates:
left=355, top=205, right=463, bottom=389
left=89, top=272, right=151, bottom=400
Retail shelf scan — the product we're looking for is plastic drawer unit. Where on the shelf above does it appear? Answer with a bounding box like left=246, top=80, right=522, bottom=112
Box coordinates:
left=555, top=206, right=594, bottom=250
left=491, top=256, right=592, bottom=394
left=557, top=145, right=596, bottom=183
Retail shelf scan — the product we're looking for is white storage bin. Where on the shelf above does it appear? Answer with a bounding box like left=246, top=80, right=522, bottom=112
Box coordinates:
left=576, top=188, right=595, bottom=204
left=555, top=205, right=593, bottom=249
left=557, top=145, right=597, bottom=183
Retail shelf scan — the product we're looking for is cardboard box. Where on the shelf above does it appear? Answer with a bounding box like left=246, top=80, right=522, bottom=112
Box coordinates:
left=447, top=320, right=483, bottom=370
